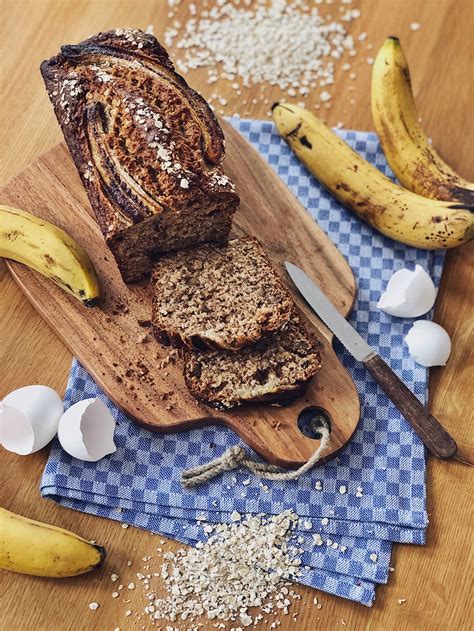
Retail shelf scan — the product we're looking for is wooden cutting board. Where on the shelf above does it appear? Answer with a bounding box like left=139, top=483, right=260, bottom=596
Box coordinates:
left=0, top=119, right=360, bottom=467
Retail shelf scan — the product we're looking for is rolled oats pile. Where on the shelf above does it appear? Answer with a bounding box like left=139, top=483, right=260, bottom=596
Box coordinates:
left=162, top=0, right=366, bottom=109
left=140, top=510, right=305, bottom=626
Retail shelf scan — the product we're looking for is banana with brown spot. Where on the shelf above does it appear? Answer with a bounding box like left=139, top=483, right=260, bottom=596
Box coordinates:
left=272, top=103, right=474, bottom=249
left=0, top=205, right=100, bottom=305
left=372, top=37, right=474, bottom=204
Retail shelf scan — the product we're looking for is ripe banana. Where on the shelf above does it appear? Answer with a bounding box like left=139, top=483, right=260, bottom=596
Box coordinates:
left=0, top=507, right=106, bottom=577
left=0, top=205, right=100, bottom=306
left=372, top=37, right=474, bottom=204
left=272, top=103, right=474, bottom=249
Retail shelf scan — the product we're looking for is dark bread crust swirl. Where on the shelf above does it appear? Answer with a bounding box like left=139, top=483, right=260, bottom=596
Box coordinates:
left=41, top=29, right=239, bottom=282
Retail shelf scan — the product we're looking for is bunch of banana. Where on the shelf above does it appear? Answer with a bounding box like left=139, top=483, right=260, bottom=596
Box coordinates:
left=0, top=507, right=106, bottom=577
left=0, top=205, right=100, bottom=306
left=372, top=37, right=474, bottom=204
left=271, top=103, right=474, bottom=249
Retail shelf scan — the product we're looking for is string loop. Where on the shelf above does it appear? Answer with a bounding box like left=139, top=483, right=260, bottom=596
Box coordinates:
left=181, top=427, right=330, bottom=488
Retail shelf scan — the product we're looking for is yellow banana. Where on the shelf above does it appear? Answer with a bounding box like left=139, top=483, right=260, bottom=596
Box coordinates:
left=0, top=507, right=106, bottom=577
left=0, top=205, right=100, bottom=306
left=372, top=37, right=474, bottom=204
left=272, top=103, right=474, bottom=249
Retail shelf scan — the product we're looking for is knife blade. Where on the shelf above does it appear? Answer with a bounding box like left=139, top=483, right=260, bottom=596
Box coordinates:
left=285, top=262, right=457, bottom=460
left=285, top=262, right=374, bottom=362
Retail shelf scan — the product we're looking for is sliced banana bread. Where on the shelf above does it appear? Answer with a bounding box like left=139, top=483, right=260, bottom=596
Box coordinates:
left=41, top=29, right=239, bottom=283
left=183, top=309, right=323, bottom=409
left=152, top=236, right=294, bottom=351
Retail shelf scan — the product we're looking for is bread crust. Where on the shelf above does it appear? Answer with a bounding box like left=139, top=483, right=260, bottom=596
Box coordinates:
left=183, top=373, right=310, bottom=411
left=41, top=28, right=239, bottom=281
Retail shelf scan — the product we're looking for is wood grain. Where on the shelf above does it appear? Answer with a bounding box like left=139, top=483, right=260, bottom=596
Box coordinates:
left=0, top=1, right=473, bottom=630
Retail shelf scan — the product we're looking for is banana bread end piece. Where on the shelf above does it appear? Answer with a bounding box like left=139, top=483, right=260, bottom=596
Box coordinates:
left=41, top=28, right=239, bottom=282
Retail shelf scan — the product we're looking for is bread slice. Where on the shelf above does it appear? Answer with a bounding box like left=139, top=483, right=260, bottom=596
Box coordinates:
left=41, top=28, right=239, bottom=283
left=183, top=309, right=323, bottom=409
left=152, top=236, right=294, bottom=351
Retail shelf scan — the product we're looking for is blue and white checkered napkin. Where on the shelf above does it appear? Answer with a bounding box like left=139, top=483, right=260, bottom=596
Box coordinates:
left=41, top=119, right=445, bottom=606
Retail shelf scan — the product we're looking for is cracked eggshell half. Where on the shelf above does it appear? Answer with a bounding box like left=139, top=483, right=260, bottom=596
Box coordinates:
left=377, top=265, right=436, bottom=318
left=0, top=385, right=63, bottom=454
left=57, top=398, right=117, bottom=461
left=405, top=321, right=451, bottom=367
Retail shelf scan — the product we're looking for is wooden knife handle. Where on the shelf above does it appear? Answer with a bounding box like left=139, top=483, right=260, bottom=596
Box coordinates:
left=364, top=354, right=457, bottom=459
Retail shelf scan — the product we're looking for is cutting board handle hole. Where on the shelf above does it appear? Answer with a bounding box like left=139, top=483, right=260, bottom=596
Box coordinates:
left=297, top=407, right=332, bottom=440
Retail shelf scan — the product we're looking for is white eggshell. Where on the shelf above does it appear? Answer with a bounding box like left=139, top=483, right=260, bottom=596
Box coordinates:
left=404, top=321, right=452, bottom=367
left=377, top=265, right=436, bottom=318
left=57, top=398, right=116, bottom=461
left=0, top=385, right=63, bottom=455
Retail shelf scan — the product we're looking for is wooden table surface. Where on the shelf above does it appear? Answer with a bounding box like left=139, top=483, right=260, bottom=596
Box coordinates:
left=0, top=1, right=472, bottom=630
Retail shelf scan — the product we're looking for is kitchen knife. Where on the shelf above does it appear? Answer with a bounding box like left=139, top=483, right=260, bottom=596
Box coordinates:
left=285, top=262, right=457, bottom=459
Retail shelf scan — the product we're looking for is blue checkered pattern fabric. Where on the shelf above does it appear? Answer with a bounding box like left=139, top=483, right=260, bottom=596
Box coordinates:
left=41, top=119, right=445, bottom=606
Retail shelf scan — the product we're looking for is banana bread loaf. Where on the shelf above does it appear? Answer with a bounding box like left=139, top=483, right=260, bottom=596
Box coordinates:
left=41, top=28, right=239, bottom=282
left=152, top=236, right=294, bottom=351
left=183, top=309, right=323, bottom=409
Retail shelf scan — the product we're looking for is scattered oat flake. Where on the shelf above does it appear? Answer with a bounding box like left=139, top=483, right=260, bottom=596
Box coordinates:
left=398, top=598, right=406, bottom=604
left=389, top=566, right=395, bottom=572
left=315, top=480, right=323, bottom=490
left=410, top=22, right=421, bottom=31
left=321, top=518, right=329, bottom=526
left=370, top=553, right=378, bottom=562
left=339, top=485, right=347, bottom=494
left=121, top=523, right=129, bottom=529
left=111, top=573, right=119, bottom=582
left=112, top=591, right=119, bottom=598
left=125, top=610, right=133, bottom=617
left=320, top=91, right=332, bottom=102
left=242, top=478, right=251, bottom=486
left=88, top=602, right=99, bottom=611
left=303, top=520, right=312, bottom=530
